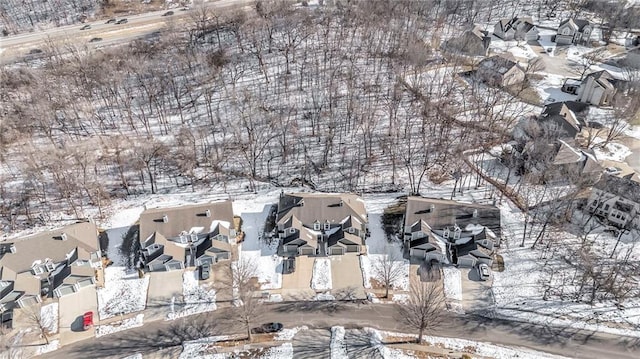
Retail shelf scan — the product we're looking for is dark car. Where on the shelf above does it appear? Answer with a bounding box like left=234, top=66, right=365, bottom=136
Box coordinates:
left=252, top=322, right=283, bottom=334
left=283, top=257, right=296, bottom=274
left=89, top=37, right=103, bottom=43
left=28, top=48, right=43, bottom=54
left=106, top=18, right=116, bottom=24
left=80, top=24, right=91, bottom=30
left=116, top=18, right=128, bottom=24
left=200, top=263, right=211, bottom=280
left=162, top=11, right=174, bottom=16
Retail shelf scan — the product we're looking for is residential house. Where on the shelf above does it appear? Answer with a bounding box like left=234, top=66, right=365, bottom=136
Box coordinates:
left=277, top=193, right=368, bottom=256
left=137, top=201, right=236, bottom=272
left=0, top=222, right=102, bottom=328
left=556, top=19, right=592, bottom=45
left=403, top=197, right=501, bottom=268
left=537, top=101, right=589, bottom=139
left=476, top=55, right=526, bottom=87
left=443, top=25, right=492, bottom=56
left=587, top=174, right=640, bottom=229
left=576, top=70, right=618, bottom=107
left=494, top=17, right=539, bottom=41
left=551, top=140, right=602, bottom=182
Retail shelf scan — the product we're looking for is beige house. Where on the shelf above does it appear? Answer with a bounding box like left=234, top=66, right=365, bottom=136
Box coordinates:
left=494, top=17, right=539, bottom=41
left=587, top=174, right=640, bottom=229
left=576, top=70, right=617, bottom=107
left=443, top=25, right=492, bottom=56
left=277, top=193, right=368, bottom=256
left=0, top=222, right=102, bottom=328
left=556, top=19, right=592, bottom=45
left=138, top=201, right=236, bottom=272
left=476, top=55, right=526, bottom=87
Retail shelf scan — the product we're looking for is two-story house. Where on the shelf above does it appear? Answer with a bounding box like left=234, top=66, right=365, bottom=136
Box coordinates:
left=276, top=193, right=368, bottom=256
left=537, top=101, right=589, bottom=139
left=137, top=201, right=236, bottom=272
left=443, top=25, right=492, bottom=57
left=476, top=55, right=526, bottom=87
left=0, top=222, right=102, bottom=328
left=576, top=70, right=618, bottom=107
left=587, top=174, right=640, bottom=229
left=404, top=197, right=501, bottom=268
left=494, top=17, right=539, bottom=41
left=556, top=19, right=592, bottom=45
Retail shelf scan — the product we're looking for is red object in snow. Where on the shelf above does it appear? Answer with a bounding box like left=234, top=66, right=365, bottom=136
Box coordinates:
left=82, top=311, right=94, bottom=330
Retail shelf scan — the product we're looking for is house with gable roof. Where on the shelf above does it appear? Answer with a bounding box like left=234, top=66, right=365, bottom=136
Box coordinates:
left=276, top=192, right=368, bottom=256
left=476, top=55, right=526, bottom=87
left=443, top=25, right=492, bottom=56
left=403, top=197, right=501, bottom=268
left=556, top=18, right=592, bottom=45
left=537, top=101, right=589, bottom=139
left=494, top=17, right=539, bottom=41
left=137, top=201, right=236, bottom=272
left=576, top=70, right=618, bottom=107
left=0, top=222, right=102, bottom=328
left=587, top=174, right=640, bottom=229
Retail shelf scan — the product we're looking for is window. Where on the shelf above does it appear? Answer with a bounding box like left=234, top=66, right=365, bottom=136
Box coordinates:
left=289, top=227, right=295, bottom=234
left=604, top=204, right=610, bottom=211
left=453, top=230, right=461, bottom=239
left=313, top=222, right=321, bottom=231
left=562, top=27, right=571, bottom=35
left=33, top=265, right=44, bottom=275
left=45, top=262, right=55, bottom=272
left=443, top=228, right=450, bottom=238
left=324, top=222, right=330, bottom=231
left=348, top=227, right=355, bottom=234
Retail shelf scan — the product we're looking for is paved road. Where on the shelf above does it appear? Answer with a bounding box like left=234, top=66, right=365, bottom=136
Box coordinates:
left=42, top=302, right=640, bottom=359
left=0, top=0, right=253, bottom=65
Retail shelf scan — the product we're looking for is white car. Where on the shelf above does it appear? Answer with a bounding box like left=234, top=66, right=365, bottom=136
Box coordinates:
left=477, top=263, right=490, bottom=281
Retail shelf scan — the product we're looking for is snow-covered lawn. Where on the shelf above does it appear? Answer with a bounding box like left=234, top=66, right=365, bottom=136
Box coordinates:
left=97, top=267, right=150, bottom=320
left=442, top=267, right=462, bottom=301
left=592, top=141, right=632, bottom=162
left=368, top=328, right=417, bottom=359
left=40, top=303, right=58, bottom=334
left=275, top=326, right=308, bottom=341
left=235, top=194, right=282, bottom=290
left=259, top=343, right=293, bottom=359
left=391, top=293, right=410, bottom=304
left=330, top=326, right=348, bottom=359
left=531, top=73, right=578, bottom=104
left=179, top=335, right=232, bottom=359
left=167, top=270, right=217, bottom=320
left=311, top=258, right=332, bottom=291
left=96, top=314, right=144, bottom=337
left=489, top=36, right=538, bottom=64
left=537, top=29, right=557, bottom=56
left=35, top=340, right=59, bottom=356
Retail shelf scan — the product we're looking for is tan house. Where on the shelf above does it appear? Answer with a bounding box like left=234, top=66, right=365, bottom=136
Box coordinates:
left=276, top=193, right=368, bottom=256
left=556, top=19, right=592, bottom=45
left=576, top=70, right=617, bottom=107
left=0, top=222, right=102, bottom=327
left=138, top=201, right=236, bottom=272
left=587, top=174, right=640, bottom=229
left=404, top=197, right=501, bottom=268
left=443, top=25, right=492, bottom=56
left=476, top=55, right=526, bottom=87
left=551, top=140, right=602, bottom=182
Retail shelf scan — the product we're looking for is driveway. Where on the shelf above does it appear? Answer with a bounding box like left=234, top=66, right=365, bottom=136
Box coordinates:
left=459, top=268, right=494, bottom=315
left=58, top=286, right=98, bottom=346
left=292, top=328, right=332, bottom=358
left=330, top=254, right=366, bottom=300
left=280, top=256, right=315, bottom=300
left=145, top=270, right=183, bottom=321
left=621, top=135, right=640, bottom=174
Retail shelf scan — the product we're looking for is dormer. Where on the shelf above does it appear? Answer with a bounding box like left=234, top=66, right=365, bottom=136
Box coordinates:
left=443, top=228, right=450, bottom=238
left=313, top=220, right=321, bottom=231
left=324, top=220, right=330, bottom=231
left=453, top=225, right=461, bottom=239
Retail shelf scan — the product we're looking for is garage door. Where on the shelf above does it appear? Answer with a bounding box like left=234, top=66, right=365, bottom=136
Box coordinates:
left=345, top=245, right=359, bottom=252
left=329, top=247, right=344, bottom=255
left=299, top=247, right=315, bottom=255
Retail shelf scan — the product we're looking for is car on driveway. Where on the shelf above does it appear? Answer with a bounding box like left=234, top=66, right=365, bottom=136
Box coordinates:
left=252, top=322, right=283, bottom=334
left=605, top=166, right=622, bottom=176
left=477, top=263, right=490, bottom=281
left=89, top=37, right=103, bottom=43
left=199, top=263, right=211, bottom=280
left=162, top=11, right=174, bottom=16
left=116, top=18, right=128, bottom=24
left=106, top=18, right=116, bottom=24
left=80, top=24, right=91, bottom=30
left=82, top=311, right=94, bottom=330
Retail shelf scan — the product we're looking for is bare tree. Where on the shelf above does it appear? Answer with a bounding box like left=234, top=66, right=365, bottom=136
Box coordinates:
left=24, top=308, right=51, bottom=345
left=396, top=278, right=446, bottom=343
left=371, top=245, right=405, bottom=298
left=233, top=285, right=265, bottom=343
left=0, top=325, right=23, bottom=359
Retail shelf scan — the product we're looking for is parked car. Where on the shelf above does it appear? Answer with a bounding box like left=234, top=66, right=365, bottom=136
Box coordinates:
left=28, top=48, right=43, bottom=55
left=82, top=311, right=94, bottom=330
left=477, top=263, right=490, bottom=281
left=89, top=37, right=103, bottom=43
left=162, top=11, right=174, bottom=16
left=283, top=257, right=296, bottom=274
left=200, top=263, right=211, bottom=280
left=106, top=18, right=116, bottom=24
left=116, top=18, right=128, bottom=24
left=252, top=322, right=283, bottom=334
left=605, top=167, right=622, bottom=176
left=80, top=24, right=91, bottom=30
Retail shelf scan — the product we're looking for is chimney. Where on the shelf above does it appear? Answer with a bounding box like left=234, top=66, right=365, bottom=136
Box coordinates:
left=205, top=209, right=211, bottom=217
left=60, top=233, right=68, bottom=241
left=162, top=215, right=169, bottom=223
left=473, top=209, right=478, bottom=218
left=430, top=204, right=435, bottom=212
left=339, top=200, right=344, bottom=207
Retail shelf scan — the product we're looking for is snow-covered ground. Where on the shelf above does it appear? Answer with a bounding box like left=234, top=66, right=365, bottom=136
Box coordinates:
left=593, top=141, right=632, bottom=162
left=259, top=343, right=293, bottom=359
left=179, top=335, right=231, bottom=359
left=97, top=267, right=150, bottom=320
left=167, top=270, right=217, bottom=320
left=490, top=36, right=538, bottom=64
left=532, top=73, right=578, bottom=104
left=538, top=29, right=558, bottom=56
left=368, top=328, right=417, bottom=359
left=311, top=258, right=332, bottom=291
left=40, top=302, right=58, bottom=334
left=275, top=326, right=308, bottom=341
left=442, top=267, right=462, bottom=301
left=330, top=326, right=348, bottom=359
left=234, top=193, right=282, bottom=290
left=96, top=314, right=144, bottom=337
left=35, top=340, right=60, bottom=356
